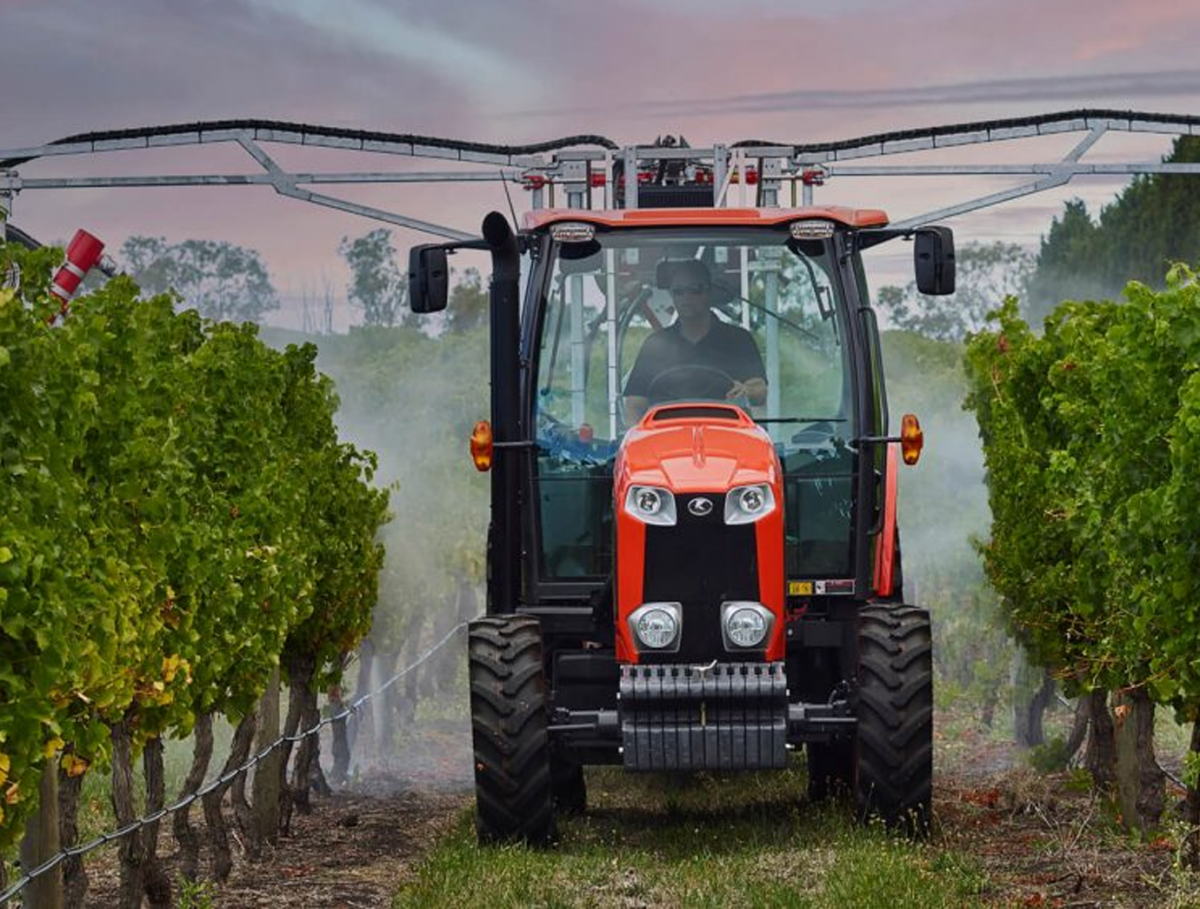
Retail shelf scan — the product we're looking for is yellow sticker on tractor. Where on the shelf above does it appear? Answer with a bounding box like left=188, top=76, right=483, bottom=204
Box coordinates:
left=788, top=581, right=814, bottom=596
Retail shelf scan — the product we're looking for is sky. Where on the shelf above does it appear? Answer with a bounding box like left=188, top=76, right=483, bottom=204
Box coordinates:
left=3, top=0, right=1200, bottom=328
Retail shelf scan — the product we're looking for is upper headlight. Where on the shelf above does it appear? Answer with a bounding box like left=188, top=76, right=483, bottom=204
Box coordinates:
left=625, top=485, right=677, bottom=526
left=724, top=484, right=776, bottom=525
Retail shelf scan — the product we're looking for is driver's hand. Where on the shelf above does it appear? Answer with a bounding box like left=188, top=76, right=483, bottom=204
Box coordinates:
left=727, top=378, right=767, bottom=405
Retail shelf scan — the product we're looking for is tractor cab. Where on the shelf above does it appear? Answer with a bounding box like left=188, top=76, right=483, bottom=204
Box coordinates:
left=527, top=207, right=880, bottom=595
left=409, top=152, right=952, bottom=845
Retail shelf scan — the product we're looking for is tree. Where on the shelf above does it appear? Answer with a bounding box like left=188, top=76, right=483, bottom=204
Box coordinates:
left=338, top=229, right=406, bottom=328
left=121, top=236, right=279, bottom=323
left=1024, top=199, right=1106, bottom=326
left=1025, top=136, right=1200, bottom=325
left=445, top=267, right=488, bottom=334
left=876, top=241, right=1034, bottom=342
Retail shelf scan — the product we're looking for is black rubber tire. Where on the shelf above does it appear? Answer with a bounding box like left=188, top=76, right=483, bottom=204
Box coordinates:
left=468, top=616, right=556, bottom=845
left=855, top=603, right=933, bottom=834
left=551, top=756, right=587, bottom=814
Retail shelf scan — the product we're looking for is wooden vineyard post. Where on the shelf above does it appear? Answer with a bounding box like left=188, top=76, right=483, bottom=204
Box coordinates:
left=253, top=667, right=282, bottom=846
left=19, top=762, right=63, bottom=909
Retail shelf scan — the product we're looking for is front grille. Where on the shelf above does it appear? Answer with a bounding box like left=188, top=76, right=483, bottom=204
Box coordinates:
left=619, top=661, right=787, bottom=770
left=642, top=493, right=759, bottom=663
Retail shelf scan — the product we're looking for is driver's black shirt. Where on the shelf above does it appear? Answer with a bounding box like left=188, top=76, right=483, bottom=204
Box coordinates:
left=623, top=318, right=766, bottom=402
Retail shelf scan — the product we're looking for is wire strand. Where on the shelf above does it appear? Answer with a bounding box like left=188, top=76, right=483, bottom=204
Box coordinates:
left=0, top=620, right=470, bottom=906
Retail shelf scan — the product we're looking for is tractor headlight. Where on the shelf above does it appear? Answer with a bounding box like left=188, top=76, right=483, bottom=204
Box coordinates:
left=724, top=484, right=775, bottom=525
left=625, top=486, right=677, bottom=526
left=721, top=602, right=773, bottom=650
left=629, top=602, right=682, bottom=651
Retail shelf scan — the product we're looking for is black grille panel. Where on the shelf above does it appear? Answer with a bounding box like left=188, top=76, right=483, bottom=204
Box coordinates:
left=641, top=493, right=759, bottom=663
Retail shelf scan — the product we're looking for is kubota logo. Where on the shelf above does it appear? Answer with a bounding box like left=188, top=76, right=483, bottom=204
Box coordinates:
left=688, top=497, right=714, bottom=517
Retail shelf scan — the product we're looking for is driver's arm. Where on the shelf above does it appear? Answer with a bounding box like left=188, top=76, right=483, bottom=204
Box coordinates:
left=728, top=328, right=768, bottom=406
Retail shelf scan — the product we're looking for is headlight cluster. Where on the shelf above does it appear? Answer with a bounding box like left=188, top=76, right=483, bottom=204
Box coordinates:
left=723, top=484, right=775, bottom=525
left=629, top=602, right=681, bottom=651
left=624, top=484, right=775, bottom=526
left=624, top=486, right=677, bottom=526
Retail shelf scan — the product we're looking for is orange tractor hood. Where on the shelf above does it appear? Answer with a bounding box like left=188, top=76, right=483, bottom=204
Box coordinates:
left=615, top=404, right=779, bottom=494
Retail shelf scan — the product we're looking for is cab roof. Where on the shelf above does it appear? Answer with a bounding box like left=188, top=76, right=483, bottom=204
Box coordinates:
left=522, top=206, right=889, bottom=232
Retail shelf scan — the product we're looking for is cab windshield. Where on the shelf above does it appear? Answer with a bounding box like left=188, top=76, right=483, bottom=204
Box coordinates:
left=534, top=227, right=856, bottom=581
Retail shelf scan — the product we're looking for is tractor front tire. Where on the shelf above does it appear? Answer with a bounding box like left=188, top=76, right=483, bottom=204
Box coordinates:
left=468, top=616, right=556, bottom=845
left=856, top=604, right=933, bottom=834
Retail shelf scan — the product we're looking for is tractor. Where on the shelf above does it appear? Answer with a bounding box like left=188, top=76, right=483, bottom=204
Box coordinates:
left=407, top=144, right=953, bottom=843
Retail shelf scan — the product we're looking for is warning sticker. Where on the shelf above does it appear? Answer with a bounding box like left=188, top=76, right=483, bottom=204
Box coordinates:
left=788, top=580, right=814, bottom=596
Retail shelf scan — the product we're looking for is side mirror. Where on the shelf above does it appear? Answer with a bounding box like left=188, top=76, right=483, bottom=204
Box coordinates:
left=408, top=244, right=449, bottom=314
left=914, top=227, right=955, bottom=296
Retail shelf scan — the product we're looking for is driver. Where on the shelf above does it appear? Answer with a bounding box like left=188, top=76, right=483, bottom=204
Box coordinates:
left=622, top=259, right=767, bottom=423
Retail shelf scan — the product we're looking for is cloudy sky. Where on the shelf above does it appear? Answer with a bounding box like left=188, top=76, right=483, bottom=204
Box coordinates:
left=4, top=0, right=1200, bottom=326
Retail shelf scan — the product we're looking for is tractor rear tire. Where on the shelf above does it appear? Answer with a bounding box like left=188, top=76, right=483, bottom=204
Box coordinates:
left=855, top=603, right=933, bottom=834
left=468, top=616, right=556, bottom=845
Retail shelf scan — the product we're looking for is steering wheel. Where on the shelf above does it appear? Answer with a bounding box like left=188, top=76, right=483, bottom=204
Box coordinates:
left=645, top=364, right=738, bottom=404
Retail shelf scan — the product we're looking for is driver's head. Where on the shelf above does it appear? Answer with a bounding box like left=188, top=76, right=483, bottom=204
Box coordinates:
left=667, top=259, right=714, bottom=319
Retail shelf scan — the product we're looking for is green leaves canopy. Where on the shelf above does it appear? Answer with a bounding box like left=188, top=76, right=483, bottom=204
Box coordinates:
left=0, top=242, right=387, bottom=846
left=964, top=266, right=1200, bottom=716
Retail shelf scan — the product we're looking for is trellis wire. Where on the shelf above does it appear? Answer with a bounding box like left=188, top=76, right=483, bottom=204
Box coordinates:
left=0, top=620, right=470, bottom=905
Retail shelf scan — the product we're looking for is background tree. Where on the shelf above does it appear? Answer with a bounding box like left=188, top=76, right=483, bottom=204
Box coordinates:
left=121, top=236, right=279, bottom=323
left=338, top=229, right=407, bottom=328
left=444, top=267, right=488, bottom=334
left=1025, top=136, right=1200, bottom=325
left=876, top=241, right=1034, bottom=342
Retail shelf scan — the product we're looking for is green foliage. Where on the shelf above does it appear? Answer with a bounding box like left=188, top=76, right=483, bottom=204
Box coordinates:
left=176, top=875, right=216, bottom=909
left=338, top=229, right=407, bottom=328
left=0, top=240, right=387, bottom=846
left=1026, top=137, right=1200, bottom=325
left=121, top=235, right=279, bottom=323
left=964, top=265, right=1200, bottom=720
left=1026, top=735, right=1072, bottom=773
left=877, top=241, right=1034, bottom=342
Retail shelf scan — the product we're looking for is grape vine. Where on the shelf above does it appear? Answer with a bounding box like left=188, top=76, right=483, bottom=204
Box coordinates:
left=0, top=242, right=388, bottom=847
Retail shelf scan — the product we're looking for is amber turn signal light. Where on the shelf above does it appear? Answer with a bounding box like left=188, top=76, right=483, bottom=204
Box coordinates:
left=900, top=413, right=923, bottom=466
left=470, top=420, right=494, bottom=472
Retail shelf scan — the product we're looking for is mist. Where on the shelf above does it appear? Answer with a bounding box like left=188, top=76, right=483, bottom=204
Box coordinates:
left=259, top=318, right=490, bottom=790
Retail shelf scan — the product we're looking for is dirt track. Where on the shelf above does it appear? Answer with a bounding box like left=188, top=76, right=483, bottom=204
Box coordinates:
left=78, top=712, right=1196, bottom=908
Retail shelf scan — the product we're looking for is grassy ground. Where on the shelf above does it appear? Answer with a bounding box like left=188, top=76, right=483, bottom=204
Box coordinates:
left=392, top=697, right=1200, bottom=909
left=393, top=764, right=987, bottom=909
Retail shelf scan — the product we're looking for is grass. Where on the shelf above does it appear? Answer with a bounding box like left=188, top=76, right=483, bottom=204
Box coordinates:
left=393, top=763, right=988, bottom=909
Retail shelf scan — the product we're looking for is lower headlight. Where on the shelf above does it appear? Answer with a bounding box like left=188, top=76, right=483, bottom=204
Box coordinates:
left=629, top=602, right=681, bottom=651
left=721, top=602, right=773, bottom=649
